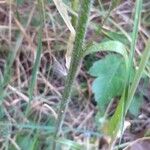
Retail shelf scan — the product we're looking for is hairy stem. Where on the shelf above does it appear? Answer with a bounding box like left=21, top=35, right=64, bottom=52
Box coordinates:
left=52, top=0, right=93, bottom=149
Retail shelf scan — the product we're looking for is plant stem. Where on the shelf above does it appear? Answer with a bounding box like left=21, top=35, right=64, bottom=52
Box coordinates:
left=52, top=0, right=93, bottom=149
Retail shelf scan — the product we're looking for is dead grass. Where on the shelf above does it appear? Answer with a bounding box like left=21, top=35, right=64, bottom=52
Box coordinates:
left=0, top=0, right=149, bottom=149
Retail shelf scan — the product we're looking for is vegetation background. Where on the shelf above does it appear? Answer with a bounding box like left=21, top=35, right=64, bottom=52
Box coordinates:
left=0, top=0, right=150, bottom=149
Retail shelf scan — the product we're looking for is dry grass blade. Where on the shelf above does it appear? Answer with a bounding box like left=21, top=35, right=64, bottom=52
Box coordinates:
left=53, top=0, right=76, bottom=69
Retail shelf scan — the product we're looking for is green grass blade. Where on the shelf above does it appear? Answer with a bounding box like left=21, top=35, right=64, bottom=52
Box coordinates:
left=103, top=0, right=143, bottom=148
left=28, top=32, right=42, bottom=100
left=103, top=90, right=126, bottom=140
left=37, top=0, right=46, bottom=23
left=126, top=39, right=150, bottom=113
left=27, top=0, right=44, bottom=101
left=128, top=0, right=143, bottom=86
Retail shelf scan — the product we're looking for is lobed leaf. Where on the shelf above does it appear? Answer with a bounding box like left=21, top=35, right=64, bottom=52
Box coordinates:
left=89, top=54, right=127, bottom=113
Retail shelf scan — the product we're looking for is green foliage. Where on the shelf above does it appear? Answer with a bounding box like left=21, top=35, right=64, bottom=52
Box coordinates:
left=84, top=40, right=128, bottom=64
left=16, top=0, right=24, bottom=5
left=28, top=32, right=42, bottom=100
left=129, top=95, right=143, bottom=117
left=48, top=0, right=70, bottom=4
left=141, top=76, right=150, bottom=97
left=126, top=39, right=150, bottom=113
left=104, top=91, right=125, bottom=139
left=1, top=0, right=149, bottom=149
left=105, top=0, right=143, bottom=146
left=102, top=30, right=130, bottom=45
left=89, top=54, right=126, bottom=113
left=11, top=134, right=40, bottom=150
left=128, top=0, right=143, bottom=86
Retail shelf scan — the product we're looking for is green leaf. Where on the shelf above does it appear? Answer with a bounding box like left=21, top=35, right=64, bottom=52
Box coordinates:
left=104, top=91, right=125, bottom=139
left=102, top=30, right=130, bottom=45
left=18, top=136, right=34, bottom=150
left=10, top=134, right=40, bottom=150
left=84, top=40, right=128, bottom=67
left=129, top=96, right=143, bottom=117
left=89, top=54, right=126, bottom=112
left=16, top=0, right=24, bottom=5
